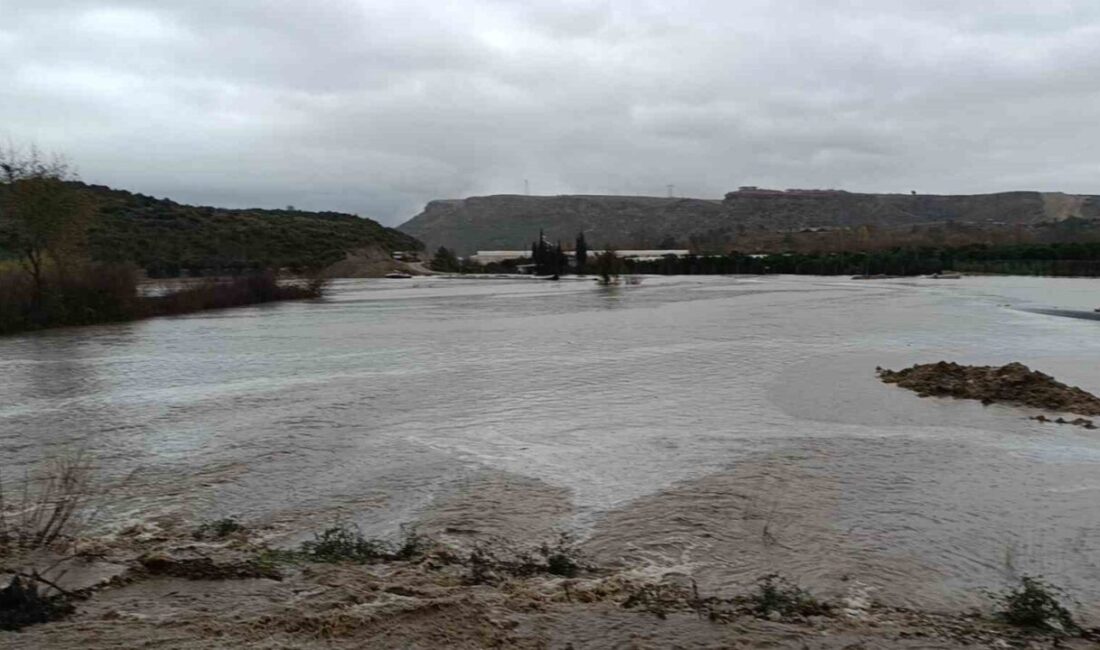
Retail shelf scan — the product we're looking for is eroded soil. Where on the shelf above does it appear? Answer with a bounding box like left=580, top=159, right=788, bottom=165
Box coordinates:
left=878, top=361, right=1100, bottom=415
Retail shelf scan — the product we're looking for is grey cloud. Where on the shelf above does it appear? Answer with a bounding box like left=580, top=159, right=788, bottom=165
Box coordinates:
left=2, top=0, right=1100, bottom=225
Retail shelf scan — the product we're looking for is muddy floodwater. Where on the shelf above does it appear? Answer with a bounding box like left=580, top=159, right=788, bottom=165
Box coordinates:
left=3, top=275, right=1100, bottom=619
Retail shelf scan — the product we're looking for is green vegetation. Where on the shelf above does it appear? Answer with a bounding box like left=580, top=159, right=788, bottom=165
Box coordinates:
left=193, top=517, right=246, bottom=540
left=992, top=576, right=1079, bottom=633
left=622, top=573, right=833, bottom=623
left=0, top=151, right=93, bottom=300
left=593, top=248, right=623, bottom=283
left=445, top=228, right=1100, bottom=278
left=81, top=183, right=421, bottom=276
left=619, top=242, right=1100, bottom=276
left=295, top=523, right=425, bottom=564
left=749, top=574, right=832, bottom=618
left=529, top=229, right=567, bottom=275
left=429, top=245, right=461, bottom=272
left=575, top=231, right=588, bottom=274
left=0, top=146, right=393, bottom=335
left=465, top=534, right=586, bottom=584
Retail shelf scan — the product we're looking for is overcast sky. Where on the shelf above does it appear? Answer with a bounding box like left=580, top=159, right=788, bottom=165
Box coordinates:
left=3, top=1, right=1100, bottom=225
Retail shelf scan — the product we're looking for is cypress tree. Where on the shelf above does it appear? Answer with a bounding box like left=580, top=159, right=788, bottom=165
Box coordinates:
left=575, top=232, right=588, bottom=273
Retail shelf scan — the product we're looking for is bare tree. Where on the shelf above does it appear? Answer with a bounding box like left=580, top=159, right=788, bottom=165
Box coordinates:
left=0, top=144, right=93, bottom=299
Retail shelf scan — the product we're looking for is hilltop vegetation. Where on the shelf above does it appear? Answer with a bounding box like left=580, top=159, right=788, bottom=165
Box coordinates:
left=0, top=149, right=401, bottom=334
left=79, top=183, right=421, bottom=276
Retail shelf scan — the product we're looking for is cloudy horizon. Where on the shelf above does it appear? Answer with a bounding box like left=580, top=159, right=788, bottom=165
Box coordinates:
left=3, top=1, right=1100, bottom=225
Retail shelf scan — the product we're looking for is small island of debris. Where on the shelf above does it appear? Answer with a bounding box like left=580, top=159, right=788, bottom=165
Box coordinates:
left=877, top=361, right=1100, bottom=416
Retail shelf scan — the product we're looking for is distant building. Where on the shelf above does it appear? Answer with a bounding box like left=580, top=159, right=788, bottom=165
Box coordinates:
left=471, top=249, right=690, bottom=265
left=470, top=250, right=532, bottom=265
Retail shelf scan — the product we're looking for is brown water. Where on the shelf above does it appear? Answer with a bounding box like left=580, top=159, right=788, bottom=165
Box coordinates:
left=2, top=275, right=1099, bottom=617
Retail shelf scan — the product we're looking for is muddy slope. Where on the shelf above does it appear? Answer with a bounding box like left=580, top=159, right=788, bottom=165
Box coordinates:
left=322, top=245, right=428, bottom=277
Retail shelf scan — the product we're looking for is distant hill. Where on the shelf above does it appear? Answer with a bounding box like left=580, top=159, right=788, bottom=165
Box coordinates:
left=78, top=183, right=422, bottom=275
left=398, top=190, right=1100, bottom=254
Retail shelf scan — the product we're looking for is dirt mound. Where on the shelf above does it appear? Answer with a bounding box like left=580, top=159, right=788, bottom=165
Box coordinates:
left=323, top=245, right=427, bottom=278
left=878, top=362, right=1100, bottom=415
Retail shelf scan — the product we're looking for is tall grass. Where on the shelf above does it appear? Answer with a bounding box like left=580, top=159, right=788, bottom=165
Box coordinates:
left=0, top=266, right=326, bottom=336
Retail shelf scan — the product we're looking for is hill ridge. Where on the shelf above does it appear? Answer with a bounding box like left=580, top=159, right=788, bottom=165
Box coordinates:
left=398, top=189, right=1100, bottom=254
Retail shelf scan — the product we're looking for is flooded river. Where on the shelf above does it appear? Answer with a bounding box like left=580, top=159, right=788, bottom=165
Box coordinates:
left=2, top=275, right=1099, bottom=617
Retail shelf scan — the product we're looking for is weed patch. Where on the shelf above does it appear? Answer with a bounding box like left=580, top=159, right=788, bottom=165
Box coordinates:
left=749, top=573, right=832, bottom=618
left=192, top=517, right=246, bottom=540
left=991, top=576, right=1079, bottom=634
left=289, top=524, right=426, bottom=565
left=464, top=535, right=588, bottom=584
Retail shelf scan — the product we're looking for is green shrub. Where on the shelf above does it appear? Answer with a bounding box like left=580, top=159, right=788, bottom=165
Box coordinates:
left=391, top=526, right=425, bottom=561
left=750, top=574, right=831, bottom=618
left=464, top=534, right=586, bottom=584
left=297, top=524, right=424, bottom=564
left=993, top=576, right=1079, bottom=633
left=541, top=536, right=580, bottom=577
left=193, top=517, right=245, bottom=540
left=300, top=525, right=389, bottom=563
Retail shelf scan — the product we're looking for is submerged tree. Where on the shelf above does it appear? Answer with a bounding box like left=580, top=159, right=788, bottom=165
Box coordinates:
left=575, top=231, right=588, bottom=274
left=553, top=241, right=566, bottom=276
left=530, top=229, right=555, bottom=275
left=430, top=246, right=460, bottom=272
left=593, top=248, right=622, bottom=285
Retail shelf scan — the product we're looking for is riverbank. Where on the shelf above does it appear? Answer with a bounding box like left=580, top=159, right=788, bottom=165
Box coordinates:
left=0, top=268, right=325, bottom=336
left=4, top=519, right=1097, bottom=648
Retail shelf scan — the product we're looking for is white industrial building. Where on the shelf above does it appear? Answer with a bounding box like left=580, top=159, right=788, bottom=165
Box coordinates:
left=470, top=249, right=690, bottom=265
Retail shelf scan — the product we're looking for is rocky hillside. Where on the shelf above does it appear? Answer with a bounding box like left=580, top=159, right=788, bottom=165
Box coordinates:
left=77, top=183, right=422, bottom=275
left=398, top=190, right=1100, bottom=254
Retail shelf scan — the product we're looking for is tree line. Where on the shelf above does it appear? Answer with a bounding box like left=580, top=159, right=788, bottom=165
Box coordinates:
left=622, top=243, right=1100, bottom=277
left=431, top=236, right=1100, bottom=278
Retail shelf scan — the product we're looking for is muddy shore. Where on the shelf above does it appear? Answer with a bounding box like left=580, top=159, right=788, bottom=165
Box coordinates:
left=4, top=524, right=1096, bottom=649
left=5, top=466, right=1098, bottom=648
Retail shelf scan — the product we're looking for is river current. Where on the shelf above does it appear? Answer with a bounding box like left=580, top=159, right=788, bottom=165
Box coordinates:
left=2, top=275, right=1099, bottom=615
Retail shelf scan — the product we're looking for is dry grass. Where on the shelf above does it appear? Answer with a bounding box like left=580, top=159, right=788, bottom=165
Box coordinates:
left=0, top=451, right=96, bottom=556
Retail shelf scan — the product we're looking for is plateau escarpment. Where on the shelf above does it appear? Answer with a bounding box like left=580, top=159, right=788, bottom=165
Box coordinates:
left=398, top=189, right=1100, bottom=255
